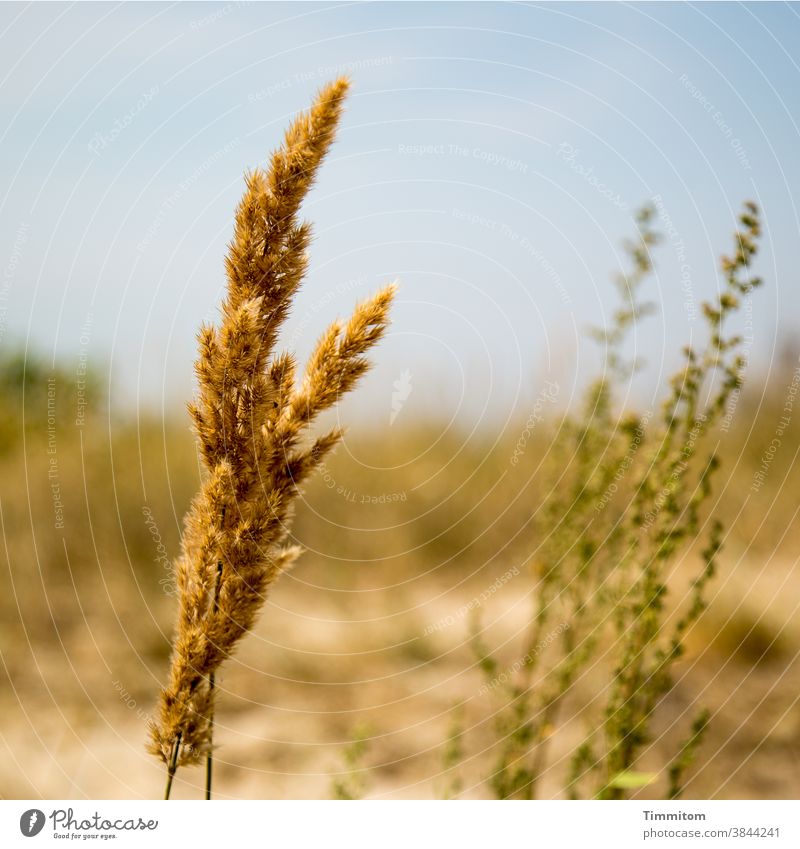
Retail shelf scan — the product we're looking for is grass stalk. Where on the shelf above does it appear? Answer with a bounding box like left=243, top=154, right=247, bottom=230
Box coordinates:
left=164, top=732, right=182, bottom=800
left=205, top=558, right=223, bottom=800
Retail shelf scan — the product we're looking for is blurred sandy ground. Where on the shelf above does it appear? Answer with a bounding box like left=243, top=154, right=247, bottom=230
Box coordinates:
left=1, top=355, right=799, bottom=799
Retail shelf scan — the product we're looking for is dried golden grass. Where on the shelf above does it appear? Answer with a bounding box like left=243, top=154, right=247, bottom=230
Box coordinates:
left=148, top=77, right=396, bottom=785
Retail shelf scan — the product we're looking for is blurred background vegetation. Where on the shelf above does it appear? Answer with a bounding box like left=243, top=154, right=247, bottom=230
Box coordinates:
left=1, top=337, right=799, bottom=799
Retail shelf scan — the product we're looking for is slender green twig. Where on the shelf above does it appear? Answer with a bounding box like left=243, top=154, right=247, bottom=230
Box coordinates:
left=205, top=671, right=216, bottom=800
left=205, top=543, right=224, bottom=801
left=164, top=732, right=182, bottom=800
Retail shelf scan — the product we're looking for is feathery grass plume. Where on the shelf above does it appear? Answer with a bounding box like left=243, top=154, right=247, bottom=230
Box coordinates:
left=471, top=202, right=762, bottom=800
left=148, top=77, right=396, bottom=796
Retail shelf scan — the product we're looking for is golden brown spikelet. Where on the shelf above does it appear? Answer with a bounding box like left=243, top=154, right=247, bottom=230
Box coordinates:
left=148, top=78, right=396, bottom=782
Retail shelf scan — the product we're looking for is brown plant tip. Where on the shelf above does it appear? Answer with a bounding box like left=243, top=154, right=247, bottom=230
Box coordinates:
left=149, top=77, right=395, bottom=769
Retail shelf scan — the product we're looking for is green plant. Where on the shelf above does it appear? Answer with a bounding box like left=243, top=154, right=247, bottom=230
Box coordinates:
left=472, top=202, right=762, bottom=799
left=331, top=725, right=373, bottom=800
left=438, top=703, right=466, bottom=800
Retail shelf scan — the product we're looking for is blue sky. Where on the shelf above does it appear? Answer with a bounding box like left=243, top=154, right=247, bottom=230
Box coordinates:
left=1, top=2, right=799, bottom=427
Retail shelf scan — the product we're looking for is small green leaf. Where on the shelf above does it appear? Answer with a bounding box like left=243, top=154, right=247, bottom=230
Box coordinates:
left=609, top=771, right=658, bottom=790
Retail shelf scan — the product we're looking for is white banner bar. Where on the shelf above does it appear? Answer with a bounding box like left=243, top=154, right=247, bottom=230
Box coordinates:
left=1, top=800, right=798, bottom=848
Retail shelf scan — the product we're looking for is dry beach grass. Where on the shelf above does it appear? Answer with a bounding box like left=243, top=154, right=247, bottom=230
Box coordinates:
left=147, top=78, right=395, bottom=797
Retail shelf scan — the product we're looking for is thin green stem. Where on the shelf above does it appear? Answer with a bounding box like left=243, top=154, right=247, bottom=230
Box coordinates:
left=205, top=670, right=215, bottom=800
left=205, top=554, right=224, bottom=801
left=164, top=732, right=182, bottom=800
